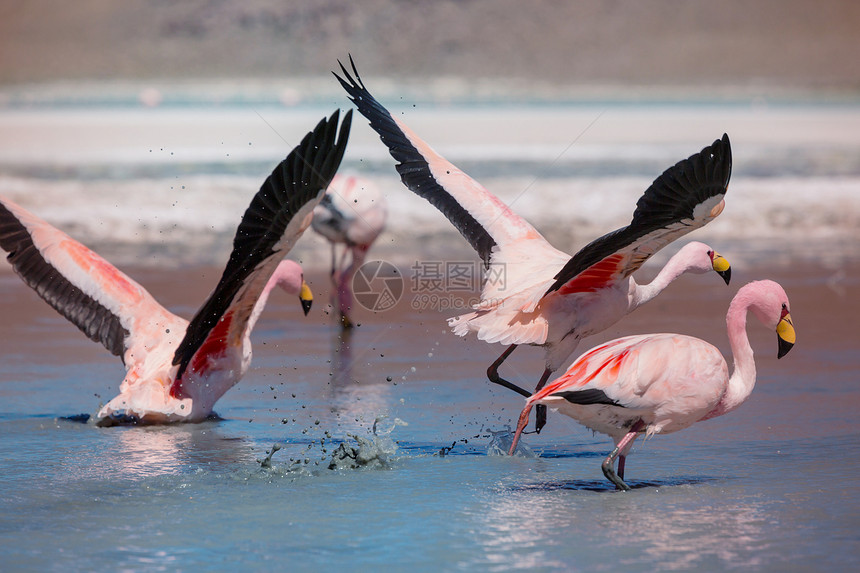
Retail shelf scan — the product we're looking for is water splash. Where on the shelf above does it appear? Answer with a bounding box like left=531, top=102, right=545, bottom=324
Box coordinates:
left=486, top=427, right=537, bottom=458
left=327, top=416, right=404, bottom=470
left=259, top=443, right=282, bottom=468
left=327, top=433, right=396, bottom=470
left=257, top=416, right=405, bottom=474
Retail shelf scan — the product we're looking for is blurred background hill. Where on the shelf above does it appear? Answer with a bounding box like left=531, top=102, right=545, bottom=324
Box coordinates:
left=1, top=0, right=858, bottom=96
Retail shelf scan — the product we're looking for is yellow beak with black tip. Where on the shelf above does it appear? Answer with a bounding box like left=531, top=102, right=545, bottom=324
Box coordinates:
left=299, top=281, right=313, bottom=316
left=777, top=311, right=795, bottom=359
left=711, top=251, right=731, bottom=285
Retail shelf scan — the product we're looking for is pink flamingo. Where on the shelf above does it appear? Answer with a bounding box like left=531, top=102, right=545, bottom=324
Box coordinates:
left=335, top=57, right=732, bottom=431
left=312, top=174, right=388, bottom=328
left=509, top=279, right=796, bottom=490
left=0, top=110, right=352, bottom=425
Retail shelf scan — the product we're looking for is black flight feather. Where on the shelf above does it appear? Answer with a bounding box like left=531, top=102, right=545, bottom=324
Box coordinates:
left=0, top=201, right=129, bottom=361
left=334, top=55, right=497, bottom=266
left=172, top=110, right=352, bottom=380
left=546, top=134, right=731, bottom=295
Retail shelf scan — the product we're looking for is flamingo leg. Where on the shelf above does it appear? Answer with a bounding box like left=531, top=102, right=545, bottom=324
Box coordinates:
left=337, top=244, right=368, bottom=330
left=334, top=244, right=350, bottom=283
left=486, top=345, right=531, bottom=398
left=338, top=243, right=351, bottom=270
left=330, top=243, right=354, bottom=328
left=601, top=420, right=645, bottom=491
left=337, top=249, right=355, bottom=330
left=533, top=368, right=553, bottom=434
left=508, top=402, right=534, bottom=455
left=329, top=244, right=339, bottom=288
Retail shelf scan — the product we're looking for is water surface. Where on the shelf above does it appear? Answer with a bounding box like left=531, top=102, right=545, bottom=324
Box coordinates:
left=1, top=263, right=857, bottom=571
left=1, top=98, right=858, bottom=571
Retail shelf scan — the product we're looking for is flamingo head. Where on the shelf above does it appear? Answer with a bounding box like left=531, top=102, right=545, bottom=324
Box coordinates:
left=678, top=241, right=732, bottom=285
left=743, top=279, right=796, bottom=359
left=776, top=303, right=796, bottom=359
left=299, top=282, right=314, bottom=316
left=273, top=259, right=313, bottom=316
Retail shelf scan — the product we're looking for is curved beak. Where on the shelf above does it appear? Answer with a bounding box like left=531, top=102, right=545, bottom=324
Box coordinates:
left=776, top=311, right=795, bottom=359
left=299, top=281, right=313, bottom=316
left=711, top=251, right=731, bottom=285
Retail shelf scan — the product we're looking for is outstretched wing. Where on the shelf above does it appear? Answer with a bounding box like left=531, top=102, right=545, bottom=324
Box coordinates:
left=171, top=109, right=352, bottom=386
left=0, top=197, right=175, bottom=365
left=545, top=134, right=731, bottom=296
left=334, top=55, right=555, bottom=267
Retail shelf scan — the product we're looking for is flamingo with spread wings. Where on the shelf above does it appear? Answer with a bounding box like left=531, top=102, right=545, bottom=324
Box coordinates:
left=334, top=56, right=732, bottom=431
left=312, top=174, right=387, bottom=329
left=0, top=110, right=352, bottom=425
left=508, top=279, right=796, bottom=490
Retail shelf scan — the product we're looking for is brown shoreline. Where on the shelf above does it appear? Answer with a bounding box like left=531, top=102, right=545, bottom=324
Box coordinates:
left=1, top=259, right=856, bottom=367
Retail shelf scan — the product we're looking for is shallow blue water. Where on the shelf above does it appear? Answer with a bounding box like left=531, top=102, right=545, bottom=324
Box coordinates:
left=1, top=95, right=858, bottom=569
left=0, top=264, right=858, bottom=571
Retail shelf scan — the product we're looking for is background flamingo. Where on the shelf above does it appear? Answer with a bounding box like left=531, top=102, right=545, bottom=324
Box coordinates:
left=0, top=110, right=352, bottom=425
left=335, top=56, right=732, bottom=431
left=509, top=279, right=796, bottom=490
left=312, top=173, right=387, bottom=328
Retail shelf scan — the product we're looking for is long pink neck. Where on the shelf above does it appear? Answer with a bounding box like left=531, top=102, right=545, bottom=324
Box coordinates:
left=629, top=252, right=694, bottom=310
left=708, top=292, right=757, bottom=419
left=246, top=276, right=280, bottom=339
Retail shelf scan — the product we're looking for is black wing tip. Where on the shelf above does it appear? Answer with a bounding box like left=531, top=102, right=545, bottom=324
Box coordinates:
left=172, top=109, right=352, bottom=378
left=283, top=106, right=352, bottom=211
left=722, top=133, right=733, bottom=180
left=331, top=55, right=498, bottom=267
left=641, top=132, right=734, bottom=208
left=340, top=108, right=353, bottom=139
left=715, top=131, right=731, bottom=156
left=713, top=132, right=730, bottom=148
left=313, top=107, right=350, bottom=145
left=698, top=132, right=731, bottom=164
left=300, top=107, right=352, bottom=190
left=327, top=105, right=353, bottom=128
left=333, top=54, right=366, bottom=102
left=704, top=132, right=732, bottom=186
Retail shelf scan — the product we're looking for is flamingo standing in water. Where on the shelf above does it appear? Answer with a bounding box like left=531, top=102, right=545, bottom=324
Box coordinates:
left=312, top=174, right=387, bottom=328
left=0, top=110, right=352, bottom=425
left=335, top=56, right=732, bottom=431
left=509, top=279, right=796, bottom=490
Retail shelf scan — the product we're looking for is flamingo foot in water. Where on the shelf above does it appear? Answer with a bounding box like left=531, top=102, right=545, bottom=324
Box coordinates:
left=533, top=368, right=553, bottom=434
left=601, top=420, right=645, bottom=491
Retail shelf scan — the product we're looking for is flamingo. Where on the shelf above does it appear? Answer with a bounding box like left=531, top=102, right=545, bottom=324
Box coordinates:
left=508, top=279, right=796, bottom=490
left=312, top=174, right=388, bottom=328
left=334, top=56, right=732, bottom=431
left=0, top=110, right=352, bottom=425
